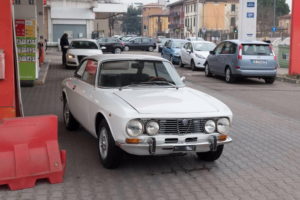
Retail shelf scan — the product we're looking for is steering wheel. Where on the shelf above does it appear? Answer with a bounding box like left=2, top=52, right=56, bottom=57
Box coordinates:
left=148, top=76, right=167, bottom=82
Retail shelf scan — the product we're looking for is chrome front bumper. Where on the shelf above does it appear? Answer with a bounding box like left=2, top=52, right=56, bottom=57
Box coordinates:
left=118, top=134, right=232, bottom=156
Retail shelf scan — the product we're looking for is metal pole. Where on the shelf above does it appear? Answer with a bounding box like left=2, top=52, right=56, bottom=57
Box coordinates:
left=273, top=0, right=276, bottom=37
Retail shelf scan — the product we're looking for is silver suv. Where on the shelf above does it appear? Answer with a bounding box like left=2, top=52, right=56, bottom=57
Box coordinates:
left=205, top=40, right=278, bottom=84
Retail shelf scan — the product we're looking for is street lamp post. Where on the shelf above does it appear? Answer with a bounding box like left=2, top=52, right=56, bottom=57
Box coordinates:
left=273, top=0, right=277, bottom=37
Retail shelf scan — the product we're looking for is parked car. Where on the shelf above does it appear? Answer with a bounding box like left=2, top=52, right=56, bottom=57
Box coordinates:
left=161, top=39, right=187, bottom=64
left=205, top=40, right=278, bottom=84
left=61, top=54, right=233, bottom=168
left=98, top=37, right=124, bottom=54
left=124, top=37, right=156, bottom=51
left=187, top=37, right=204, bottom=41
left=180, top=41, right=216, bottom=71
left=157, top=38, right=170, bottom=53
left=65, top=39, right=103, bottom=68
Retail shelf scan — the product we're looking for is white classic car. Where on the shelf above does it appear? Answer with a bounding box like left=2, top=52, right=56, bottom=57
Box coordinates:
left=65, top=39, right=104, bottom=68
left=61, top=54, right=233, bottom=169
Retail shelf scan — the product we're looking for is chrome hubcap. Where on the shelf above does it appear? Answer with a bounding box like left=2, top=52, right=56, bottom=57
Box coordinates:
left=64, top=103, right=70, bottom=125
left=115, top=48, right=121, bottom=54
left=99, top=127, right=108, bottom=159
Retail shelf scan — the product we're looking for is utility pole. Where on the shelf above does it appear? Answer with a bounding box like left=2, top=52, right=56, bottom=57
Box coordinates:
left=273, top=0, right=277, bottom=38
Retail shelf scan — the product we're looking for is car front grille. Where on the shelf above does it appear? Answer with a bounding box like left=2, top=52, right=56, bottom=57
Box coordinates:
left=77, top=55, right=86, bottom=63
left=158, top=119, right=207, bottom=135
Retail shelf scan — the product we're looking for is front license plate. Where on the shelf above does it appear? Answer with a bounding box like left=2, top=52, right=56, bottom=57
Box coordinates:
left=173, top=145, right=196, bottom=152
left=252, top=60, right=267, bottom=64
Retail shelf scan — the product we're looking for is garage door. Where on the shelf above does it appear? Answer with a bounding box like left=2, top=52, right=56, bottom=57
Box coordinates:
left=53, top=24, right=87, bottom=42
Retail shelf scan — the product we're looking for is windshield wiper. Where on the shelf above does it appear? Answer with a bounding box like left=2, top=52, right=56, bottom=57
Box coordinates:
left=119, top=81, right=179, bottom=91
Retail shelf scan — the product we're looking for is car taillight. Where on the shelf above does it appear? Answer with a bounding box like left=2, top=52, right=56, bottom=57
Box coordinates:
left=238, top=44, right=243, bottom=60
left=269, top=45, right=277, bottom=60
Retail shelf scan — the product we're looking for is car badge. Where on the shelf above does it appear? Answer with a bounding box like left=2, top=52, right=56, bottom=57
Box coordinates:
left=181, top=119, right=190, bottom=126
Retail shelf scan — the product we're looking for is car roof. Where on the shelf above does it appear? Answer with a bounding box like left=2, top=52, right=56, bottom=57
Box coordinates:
left=87, top=54, right=168, bottom=63
left=70, top=39, right=97, bottom=42
left=224, top=40, right=270, bottom=45
left=169, top=39, right=188, bottom=42
left=190, top=41, right=214, bottom=44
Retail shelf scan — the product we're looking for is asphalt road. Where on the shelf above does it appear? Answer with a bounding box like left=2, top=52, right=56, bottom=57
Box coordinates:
left=2, top=49, right=300, bottom=200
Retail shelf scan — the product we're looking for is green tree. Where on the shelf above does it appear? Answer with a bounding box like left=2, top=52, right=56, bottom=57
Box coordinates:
left=257, top=0, right=290, bottom=36
left=121, top=6, right=142, bottom=35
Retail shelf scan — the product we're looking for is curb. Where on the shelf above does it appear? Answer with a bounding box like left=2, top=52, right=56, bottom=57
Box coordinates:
left=34, top=61, right=50, bottom=85
left=276, top=75, right=300, bottom=84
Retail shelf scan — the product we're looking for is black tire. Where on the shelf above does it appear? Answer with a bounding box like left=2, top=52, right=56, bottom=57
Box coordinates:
left=264, top=77, right=275, bottom=84
left=148, top=46, right=154, bottom=52
left=205, top=64, right=212, bottom=77
left=114, top=48, right=121, bottom=54
left=179, top=58, right=184, bottom=68
left=97, top=120, right=122, bottom=169
left=197, top=145, right=224, bottom=162
left=170, top=56, right=175, bottom=64
left=225, top=67, right=235, bottom=83
left=191, top=60, right=197, bottom=71
left=63, top=99, right=79, bottom=131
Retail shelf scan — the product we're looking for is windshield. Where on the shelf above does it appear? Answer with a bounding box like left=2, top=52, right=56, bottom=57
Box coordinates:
left=71, top=41, right=98, bottom=49
left=172, top=41, right=186, bottom=48
left=242, top=44, right=273, bottom=56
left=98, top=60, right=184, bottom=88
left=193, top=43, right=216, bottom=51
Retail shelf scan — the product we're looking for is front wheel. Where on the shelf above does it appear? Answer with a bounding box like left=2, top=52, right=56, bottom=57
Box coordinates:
left=225, top=68, right=235, bottom=83
left=191, top=60, right=197, bottom=71
left=63, top=100, right=79, bottom=131
left=98, top=120, right=122, bottom=169
left=205, top=64, right=212, bottom=77
left=148, top=46, right=154, bottom=52
left=179, top=58, right=184, bottom=68
left=197, top=145, right=224, bottom=161
left=124, top=46, right=129, bottom=51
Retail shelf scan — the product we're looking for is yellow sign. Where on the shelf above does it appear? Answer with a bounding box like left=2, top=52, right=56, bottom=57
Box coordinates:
left=25, top=20, right=36, bottom=37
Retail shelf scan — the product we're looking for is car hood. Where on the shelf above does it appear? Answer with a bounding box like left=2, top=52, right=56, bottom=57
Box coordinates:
left=67, top=49, right=103, bottom=56
left=113, top=88, right=224, bottom=114
left=194, top=51, right=210, bottom=58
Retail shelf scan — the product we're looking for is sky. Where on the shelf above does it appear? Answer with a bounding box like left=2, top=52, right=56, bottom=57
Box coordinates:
left=120, top=0, right=292, bottom=9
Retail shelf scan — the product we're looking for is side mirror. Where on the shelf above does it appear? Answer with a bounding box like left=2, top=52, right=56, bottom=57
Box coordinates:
left=101, top=46, right=106, bottom=50
left=180, top=76, right=186, bottom=82
left=187, top=49, right=192, bottom=53
left=209, top=50, right=215, bottom=55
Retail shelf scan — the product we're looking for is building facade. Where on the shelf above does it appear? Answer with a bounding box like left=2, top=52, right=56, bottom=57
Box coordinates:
left=148, top=13, right=169, bottom=38
left=142, top=3, right=166, bottom=37
left=168, top=0, right=185, bottom=39
left=278, top=14, right=291, bottom=35
left=182, top=0, right=239, bottom=40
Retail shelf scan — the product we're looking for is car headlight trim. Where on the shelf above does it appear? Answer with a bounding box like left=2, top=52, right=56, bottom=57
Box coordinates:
left=126, top=119, right=143, bottom=137
left=204, top=120, right=216, bottom=133
left=67, top=54, right=75, bottom=59
left=217, top=118, right=230, bottom=134
left=145, top=121, right=160, bottom=136
left=195, top=54, right=205, bottom=59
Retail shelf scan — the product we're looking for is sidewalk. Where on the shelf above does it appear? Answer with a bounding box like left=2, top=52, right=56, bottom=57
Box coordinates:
left=276, top=67, right=300, bottom=84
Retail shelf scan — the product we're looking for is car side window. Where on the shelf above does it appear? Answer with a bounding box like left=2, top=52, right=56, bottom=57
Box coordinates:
left=215, top=43, right=224, bottom=55
left=75, top=60, right=88, bottom=78
left=142, top=38, right=150, bottom=43
left=229, top=43, right=237, bottom=54
left=82, top=60, right=98, bottom=85
left=188, top=43, right=193, bottom=51
left=183, top=43, right=188, bottom=49
left=134, top=38, right=142, bottom=43
left=220, top=42, right=232, bottom=54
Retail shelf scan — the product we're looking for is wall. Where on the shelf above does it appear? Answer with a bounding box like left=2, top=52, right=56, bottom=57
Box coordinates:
left=148, top=16, right=168, bottom=37
left=203, top=2, right=225, bottom=30
left=142, top=5, right=164, bottom=36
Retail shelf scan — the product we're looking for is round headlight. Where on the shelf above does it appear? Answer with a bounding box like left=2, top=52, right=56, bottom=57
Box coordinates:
left=126, top=120, right=143, bottom=137
left=205, top=120, right=216, bottom=133
left=145, top=121, right=159, bottom=136
left=217, top=118, right=230, bottom=134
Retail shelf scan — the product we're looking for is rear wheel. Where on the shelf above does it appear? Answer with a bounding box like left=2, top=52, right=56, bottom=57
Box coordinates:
left=63, top=99, right=79, bottom=130
left=124, top=46, right=129, bottom=51
left=114, top=48, right=121, bottom=54
left=98, top=120, right=122, bottom=169
left=197, top=145, right=224, bottom=161
left=205, top=64, right=212, bottom=77
left=225, top=67, right=235, bottom=83
left=264, top=77, right=275, bottom=84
